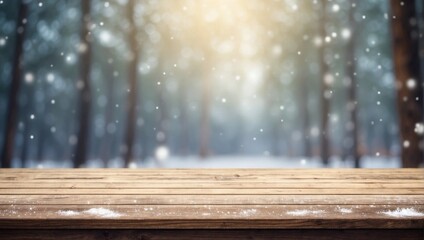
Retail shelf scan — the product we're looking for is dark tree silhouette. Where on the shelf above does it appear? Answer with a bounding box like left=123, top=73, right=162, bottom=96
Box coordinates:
left=19, top=79, right=35, bottom=168
left=390, top=0, right=423, bottom=167
left=262, top=70, right=281, bottom=156
left=299, top=75, right=312, bottom=157
left=420, top=2, right=424, bottom=93
left=123, top=0, right=140, bottom=167
left=35, top=96, right=47, bottom=164
left=0, top=0, right=28, bottom=168
left=100, top=66, right=115, bottom=167
left=73, top=0, right=92, bottom=168
left=319, top=0, right=330, bottom=166
left=296, top=2, right=313, bottom=159
left=345, top=2, right=360, bottom=168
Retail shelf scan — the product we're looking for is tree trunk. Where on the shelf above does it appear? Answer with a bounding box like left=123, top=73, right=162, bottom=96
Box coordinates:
left=270, top=117, right=281, bottom=156
left=233, top=112, right=244, bottom=154
left=178, top=77, right=189, bottom=156
left=20, top=118, right=30, bottom=168
left=140, top=128, right=150, bottom=161
left=390, top=0, right=424, bottom=168
left=199, top=66, right=211, bottom=158
left=35, top=119, right=46, bottom=164
left=35, top=88, right=47, bottom=164
left=345, top=2, right=360, bottom=168
left=157, top=69, right=167, bottom=147
left=421, top=1, right=424, bottom=102
left=73, top=0, right=92, bottom=168
left=123, top=0, right=140, bottom=168
left=19, top=81, right=34, bottom=168
left=319, top=0, right=330, bottom=166
left=100, top=68, right=115, bottom=168
left=0, top=0, right=28, bottom=168
left=298, top=70, right=312, bottom=158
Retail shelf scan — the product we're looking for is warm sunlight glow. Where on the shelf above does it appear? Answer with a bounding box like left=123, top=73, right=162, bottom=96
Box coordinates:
left=147, top=0, right=311, bottom=120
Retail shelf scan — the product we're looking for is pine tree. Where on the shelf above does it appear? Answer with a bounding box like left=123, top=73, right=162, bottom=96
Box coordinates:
left=0, top=1, right=28, bottom=168
left=390, top=0, right=424, bottom=167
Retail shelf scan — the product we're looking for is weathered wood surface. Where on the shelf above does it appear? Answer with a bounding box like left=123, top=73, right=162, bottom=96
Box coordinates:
left=0, top=229, right=423, bottom=240
left=0, top=169, right=423, bottom=229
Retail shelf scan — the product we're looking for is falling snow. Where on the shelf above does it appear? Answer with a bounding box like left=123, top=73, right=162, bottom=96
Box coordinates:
left=0, top=0, right=421, bottom=168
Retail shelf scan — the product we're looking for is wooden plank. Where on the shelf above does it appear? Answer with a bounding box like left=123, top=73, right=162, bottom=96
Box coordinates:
left=0, top=229, right=422, bottom=240
left=1, top=194, right=423, bottom=205
left=0, top=174, right=424, bottom=182
left=0, top=204, right=423, bottom=228
left=2, top=179, right=423, bottom=183
left=0, top=188, right=422, bottom=195
left=1, top=169, right=423, bottom=180
left=0, top=169, right=423, bottom=230
left=1, top=182, right=423, bottom=189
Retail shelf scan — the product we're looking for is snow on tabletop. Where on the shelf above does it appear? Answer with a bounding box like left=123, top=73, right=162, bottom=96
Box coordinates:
left=57, top=208, right=122, bottom=218
left=336, top=206, right=353, bottom=214
left=240, top=209, right=257, bottom=217
left=83, top=208, right=122, bottom=218
left=380, top=208, right=424, bottom=218
left=286, top=209, right=325, bottom=216
left=57, top=210, right=80, bottom=216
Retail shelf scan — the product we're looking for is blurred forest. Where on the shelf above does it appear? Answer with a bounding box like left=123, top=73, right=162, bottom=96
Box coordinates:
left=0, top=0, right=423, bottom=168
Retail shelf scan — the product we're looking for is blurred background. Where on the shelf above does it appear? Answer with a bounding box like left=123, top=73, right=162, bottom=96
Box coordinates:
left=0, top=0, right=423, bottom=168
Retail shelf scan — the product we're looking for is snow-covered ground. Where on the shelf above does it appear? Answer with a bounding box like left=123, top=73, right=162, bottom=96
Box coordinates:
left=22, top=155, right=401, bottom=168
left=141, top=156, right=401, bottom=168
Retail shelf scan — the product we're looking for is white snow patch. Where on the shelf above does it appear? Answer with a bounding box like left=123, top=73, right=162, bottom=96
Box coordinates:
left=240, top=209, right=257, bottom=217
left=83, top=208, right=122, bottom=218
left=380, top=208, right=424, bottom=218
left=337, top=207, right=353, bottom=214
left=84, top=208, right=121, bottom=218
left=57, top=210, right=80, bottom=216
left=287, top=209, right=325, bottom=216
left=57, top=208, right=122, bottom=218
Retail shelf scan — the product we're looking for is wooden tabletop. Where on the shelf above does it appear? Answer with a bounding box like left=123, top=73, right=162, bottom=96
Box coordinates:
left=0, top=169, right=423, bottom=229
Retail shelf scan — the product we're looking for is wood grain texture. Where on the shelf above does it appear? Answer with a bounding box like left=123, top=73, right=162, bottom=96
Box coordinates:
left=1, top=194, right=423, bottom=205
left=0, top=229, right=423, bottom=240
left=0, top=169, right=423, bottom=229
left=0, top=204, right=423, bottom=229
